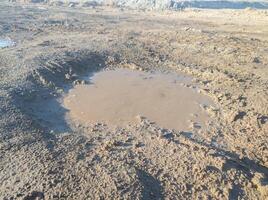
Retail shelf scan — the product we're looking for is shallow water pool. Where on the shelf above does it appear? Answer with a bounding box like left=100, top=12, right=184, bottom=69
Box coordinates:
left=63, top=68, right=215, bottom=131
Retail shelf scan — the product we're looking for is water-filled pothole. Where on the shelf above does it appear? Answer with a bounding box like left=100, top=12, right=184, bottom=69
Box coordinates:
left=63, top=68, right=214, bottom=131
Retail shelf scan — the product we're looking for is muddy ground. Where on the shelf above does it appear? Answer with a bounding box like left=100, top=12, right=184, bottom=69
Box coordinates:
left=0, top=2, right=268, bottom=200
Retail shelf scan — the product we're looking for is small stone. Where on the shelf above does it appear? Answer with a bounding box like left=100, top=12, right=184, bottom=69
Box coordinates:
left=231, top=111, right=247, bottom=122
left=239, top=101, right=247, bottom=107
left=65, top=73, right=71, bottom=80
left=68, top=3, right=75, bottom=7
left=252, top=57, right=261, bottom=63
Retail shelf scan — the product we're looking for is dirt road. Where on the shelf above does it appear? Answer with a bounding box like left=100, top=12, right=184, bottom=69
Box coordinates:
left=0, top=2, right=268, bottom=199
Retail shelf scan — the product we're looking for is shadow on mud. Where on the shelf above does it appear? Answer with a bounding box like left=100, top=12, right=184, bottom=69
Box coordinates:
left=136, top=169, right=164, bottom=200
left=179, top=131, right=268, bottom=200
left=12, top=51, right=108, bottom=137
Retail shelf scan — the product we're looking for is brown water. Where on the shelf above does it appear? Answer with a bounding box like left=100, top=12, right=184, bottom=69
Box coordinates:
left=63, top=68, right=214, bottom=131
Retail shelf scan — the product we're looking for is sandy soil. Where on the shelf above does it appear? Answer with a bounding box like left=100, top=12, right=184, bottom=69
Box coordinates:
left=0, top=2, right=268, bottom=199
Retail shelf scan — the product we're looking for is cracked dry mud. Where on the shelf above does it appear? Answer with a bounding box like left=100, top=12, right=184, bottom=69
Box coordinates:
left=0, top=2, right=268, bottom=200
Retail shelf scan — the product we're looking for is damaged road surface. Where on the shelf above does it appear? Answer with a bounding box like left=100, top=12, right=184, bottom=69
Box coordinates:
left=0, top=1, right=268, bottom=200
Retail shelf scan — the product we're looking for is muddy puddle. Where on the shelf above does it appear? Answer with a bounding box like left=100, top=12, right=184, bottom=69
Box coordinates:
left=63, top=68, right=214, bottom=131
left=0, top=39, right=14, bottom=48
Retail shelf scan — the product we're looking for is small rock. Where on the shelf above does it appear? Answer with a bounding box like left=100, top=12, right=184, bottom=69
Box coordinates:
left=252, top=57, right=261, bottom=63
left=68, top=3, right=75, bottom=7
left=238, top=101, right=247, bottom=107
left=73, top=79, right=88, bottom=85
left=65, top=73, right=71, bottom=80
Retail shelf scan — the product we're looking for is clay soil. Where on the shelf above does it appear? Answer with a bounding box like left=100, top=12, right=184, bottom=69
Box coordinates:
left=0, top=2, right=268, bottom=200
